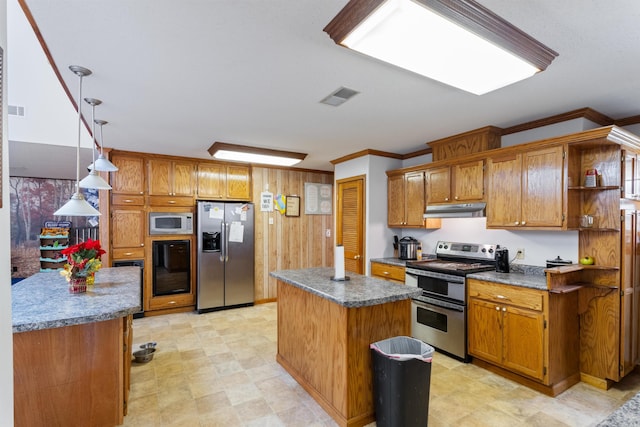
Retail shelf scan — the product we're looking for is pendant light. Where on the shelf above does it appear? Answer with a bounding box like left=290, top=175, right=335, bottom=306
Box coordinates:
left=54, top=65, right=101, bottom=217
left=90, top=115, right=118, bottom=172
left=91, top=119, right=118, bottom=171
left=79, top=97, right=112, bottom=190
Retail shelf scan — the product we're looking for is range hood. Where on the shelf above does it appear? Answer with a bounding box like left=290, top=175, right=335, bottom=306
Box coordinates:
left=424, top=202, right=486, bottom=218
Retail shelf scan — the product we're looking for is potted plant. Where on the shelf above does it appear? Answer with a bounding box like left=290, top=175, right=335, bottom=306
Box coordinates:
left=60, top=239, right=106, bottom=293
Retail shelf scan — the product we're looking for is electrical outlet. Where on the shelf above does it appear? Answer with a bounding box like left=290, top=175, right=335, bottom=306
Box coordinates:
left=325, top=229, right=331, bottom=237
left=516, top=248, right=525, bottom=260
left=269, top=217, right=274, bottom=225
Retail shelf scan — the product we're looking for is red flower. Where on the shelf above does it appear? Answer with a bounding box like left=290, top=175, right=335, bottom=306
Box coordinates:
left=61, top=239, right=105, bottom=276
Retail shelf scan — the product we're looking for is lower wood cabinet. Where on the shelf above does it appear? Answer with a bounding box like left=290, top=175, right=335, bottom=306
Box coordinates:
left=370, top=261, right=405, bottom=284
left=468, top=278, right=580, bottom=396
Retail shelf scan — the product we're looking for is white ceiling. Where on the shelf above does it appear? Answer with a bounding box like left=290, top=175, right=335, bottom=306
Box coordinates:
left=9, top=0, right=640, bottom=175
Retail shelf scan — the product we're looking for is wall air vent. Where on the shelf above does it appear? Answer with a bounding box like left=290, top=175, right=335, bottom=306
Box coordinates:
left=320, top=86, right=359, bottom=106
left=8, top=105, right=25, bottom=117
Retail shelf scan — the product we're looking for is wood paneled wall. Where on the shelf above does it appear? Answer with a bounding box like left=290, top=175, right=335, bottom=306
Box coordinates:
left=251, top=167, right=334, bottom=301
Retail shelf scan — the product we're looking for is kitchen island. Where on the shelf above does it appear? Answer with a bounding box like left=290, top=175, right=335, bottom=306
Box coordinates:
left=12, top=267, right=141, bottom=427
left=270, top=267, right=421, bottom=427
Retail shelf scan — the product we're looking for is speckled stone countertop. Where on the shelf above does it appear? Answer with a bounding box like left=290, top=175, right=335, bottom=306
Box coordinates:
left=370, top=256, right=436, bottom=267
left=597, top=391, right=640, bottom=426
left=467, top=270, right=548, bottom=290
left=12, top=266, right=142, bottom=333
left=270, top=267, right=421, bottom=307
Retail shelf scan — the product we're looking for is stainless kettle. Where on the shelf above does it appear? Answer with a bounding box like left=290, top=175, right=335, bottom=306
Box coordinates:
left=399, top=236, right=419, bottom=260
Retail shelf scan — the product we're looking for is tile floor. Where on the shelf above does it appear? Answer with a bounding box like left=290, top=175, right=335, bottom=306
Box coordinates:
left=123, top=303, right=640, bottom=427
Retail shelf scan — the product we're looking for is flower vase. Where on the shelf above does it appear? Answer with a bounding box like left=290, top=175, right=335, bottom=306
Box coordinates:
left=69, top=275, right=87, bottom=294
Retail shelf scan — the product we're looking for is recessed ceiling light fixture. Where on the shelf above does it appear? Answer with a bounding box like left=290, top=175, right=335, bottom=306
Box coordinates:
left=323, top=0, right=558, bottom=95
left=208, top=142, right=307, bottom=167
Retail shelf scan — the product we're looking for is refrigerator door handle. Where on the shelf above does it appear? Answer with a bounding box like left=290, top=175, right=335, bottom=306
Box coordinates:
left=224, top=222, right=230, bottom=262
left=220, top=222, right=226, bottom=262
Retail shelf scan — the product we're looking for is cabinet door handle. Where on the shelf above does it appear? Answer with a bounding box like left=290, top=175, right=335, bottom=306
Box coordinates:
left=445, top=197, right=449, bottom=201
left=495, top=306, right=500, bottom=311
left=354, top=255, right=361, bottom=260
left=140, top=243, right=145, bottom=247
left=521, top=221, right=526, bottom=225
left=454, top=196, right=459, bottom=200
left=514, top=221, right=520, bottom=225
left=502, top=307, right=507, bottom=312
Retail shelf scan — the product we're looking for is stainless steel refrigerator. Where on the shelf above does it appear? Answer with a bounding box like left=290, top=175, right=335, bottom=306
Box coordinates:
left=196, top=201, right=254, bottom=313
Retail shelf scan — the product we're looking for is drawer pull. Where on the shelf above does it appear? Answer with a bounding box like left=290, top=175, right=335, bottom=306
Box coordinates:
left=168, top=200, right=176, bottom=204
left=383, top=271, right=389, bottom=275
left=496, top=294, right=510, bottom=300
left=124, top=252, right=133, bottom=256
left=123, top=199, right=132, bottom=203
left=168, top=301, right=176, bottom=305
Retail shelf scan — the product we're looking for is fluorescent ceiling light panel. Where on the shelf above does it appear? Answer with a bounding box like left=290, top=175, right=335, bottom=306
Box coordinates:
left=324, top=0, right=558, bottom=95
left=208, top=142, right=307, bottom=167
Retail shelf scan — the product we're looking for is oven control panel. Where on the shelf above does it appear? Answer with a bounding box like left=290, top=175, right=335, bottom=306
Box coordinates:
left=435, top=241, right=497, bottom=261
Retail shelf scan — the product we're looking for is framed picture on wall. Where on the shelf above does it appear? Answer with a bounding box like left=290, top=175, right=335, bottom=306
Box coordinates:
left=285, top=195, right=300, bottom=217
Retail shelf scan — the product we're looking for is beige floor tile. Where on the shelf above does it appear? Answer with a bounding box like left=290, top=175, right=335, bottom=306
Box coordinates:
left=122, top=303, right=640, bottom=427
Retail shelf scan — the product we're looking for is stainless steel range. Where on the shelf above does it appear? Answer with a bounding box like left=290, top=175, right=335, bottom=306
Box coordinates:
left=405, top=241, right=497, bottom=361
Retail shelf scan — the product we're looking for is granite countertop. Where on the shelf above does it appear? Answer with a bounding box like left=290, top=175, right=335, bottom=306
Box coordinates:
left=467, top=270, right=548, bottom=290
left=597, top=391, right=640, bottom=426
left=270, top=267, right=421, bottom=308
left=370, top=256, right=435, bottom=267
left=12, top=266, right=142, bottom=333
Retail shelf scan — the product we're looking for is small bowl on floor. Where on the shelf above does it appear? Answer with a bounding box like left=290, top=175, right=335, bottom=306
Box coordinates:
left=132, top=348, right=156, bottom=363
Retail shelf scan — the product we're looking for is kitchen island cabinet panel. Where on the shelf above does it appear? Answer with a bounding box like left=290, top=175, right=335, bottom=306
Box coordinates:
left=272, top=268, right=419, bottom=427
left=14, top=318, right=124, bottom=427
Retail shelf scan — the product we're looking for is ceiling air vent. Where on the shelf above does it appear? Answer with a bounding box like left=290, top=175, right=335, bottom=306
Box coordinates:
left=8, top=105, right=25, bottom=117
left=320, top=86, right=359, bottom=106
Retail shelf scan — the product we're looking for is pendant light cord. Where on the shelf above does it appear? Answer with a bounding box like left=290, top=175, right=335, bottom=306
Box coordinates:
left=75, top=73, right=83, bottom=195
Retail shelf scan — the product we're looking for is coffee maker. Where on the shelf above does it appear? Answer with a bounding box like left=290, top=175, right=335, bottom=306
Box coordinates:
left=495, top=247, right=510, bottom=273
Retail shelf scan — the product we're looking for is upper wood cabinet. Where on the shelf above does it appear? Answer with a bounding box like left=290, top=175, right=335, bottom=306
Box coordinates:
left=388, top=170, right=435, bottom=228
left=486, top=145, right=564, bottom=229
left=197, top=163, right=251, bottom=200
left=147, top=159, right=195, bottom=197
left=110, top=154, right=145, bottom=195
left=428, top=126, right=501, bottom=161
left=425, top=160, right=484, bottom=204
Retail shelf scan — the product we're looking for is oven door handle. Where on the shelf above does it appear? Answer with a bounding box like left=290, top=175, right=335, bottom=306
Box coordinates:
left=413, top=298, right=464, bottom=313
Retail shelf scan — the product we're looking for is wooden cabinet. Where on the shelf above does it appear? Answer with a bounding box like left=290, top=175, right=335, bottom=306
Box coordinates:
left=425, top=160, right=484, bottom=204
left=197, top=163, right=251, bottom=200
left=111, top=207, right=145, bottom=257
left=428, top=126, right=501, bottom=161
left=371, top=262, right=405, bottom=284
left=468, top=278, right=580, bottom=396
left=111, top=154, right=145, bottom=195
left=387, top=170, right=440, bottom=228
left=147, top=159, right=195, bottom=197
left=486, top=145, right=564, bottom=228
left=468, top=280, right=546, bottom=381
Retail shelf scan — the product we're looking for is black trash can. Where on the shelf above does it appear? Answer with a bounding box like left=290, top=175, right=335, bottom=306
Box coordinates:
left=370, top=336, right=434, bottom=427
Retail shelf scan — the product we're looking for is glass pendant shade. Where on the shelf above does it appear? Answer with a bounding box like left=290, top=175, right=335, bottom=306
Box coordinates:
left=54, top=65, right=102, bottom=217
left=54, top=192, right=101, bottom=216
left=90, top=119, right=119, bottom=172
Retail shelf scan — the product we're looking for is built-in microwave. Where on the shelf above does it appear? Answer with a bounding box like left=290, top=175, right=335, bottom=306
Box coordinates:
left=149, top=212, right=193, bottom=235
